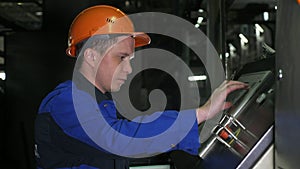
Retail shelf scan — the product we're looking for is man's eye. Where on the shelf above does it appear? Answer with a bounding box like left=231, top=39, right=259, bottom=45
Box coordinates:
left=120, top=56, right=126, bottom=60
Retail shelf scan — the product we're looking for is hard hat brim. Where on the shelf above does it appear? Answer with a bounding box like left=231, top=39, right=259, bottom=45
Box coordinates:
left=131, top=32, right=151, bottom=48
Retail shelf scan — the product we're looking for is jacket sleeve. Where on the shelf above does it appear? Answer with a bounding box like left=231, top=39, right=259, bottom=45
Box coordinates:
left=50, top=89, right=200, bottom=157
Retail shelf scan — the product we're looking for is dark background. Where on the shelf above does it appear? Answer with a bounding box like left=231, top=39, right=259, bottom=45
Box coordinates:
left=2, top=0, right=298, bottom=169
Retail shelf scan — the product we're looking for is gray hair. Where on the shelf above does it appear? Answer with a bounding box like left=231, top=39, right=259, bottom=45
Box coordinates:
left=75, top=35, right=119, bottom=67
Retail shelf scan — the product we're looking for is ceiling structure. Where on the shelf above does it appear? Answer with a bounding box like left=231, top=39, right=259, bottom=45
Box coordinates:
left=0, top=0, right=42, bottom=32
left=0, top=0, right=277, bottom=33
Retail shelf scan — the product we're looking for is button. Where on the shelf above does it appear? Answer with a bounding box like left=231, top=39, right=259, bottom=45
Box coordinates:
left=256, top=93, right=266, bottom=104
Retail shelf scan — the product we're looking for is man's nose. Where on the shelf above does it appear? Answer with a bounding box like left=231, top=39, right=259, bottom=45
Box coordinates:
left=123, top=59, right=132, bottom=74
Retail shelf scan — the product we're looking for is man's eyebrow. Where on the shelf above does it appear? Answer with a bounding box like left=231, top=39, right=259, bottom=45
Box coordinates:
left=118, top=52, right=130, bottom=56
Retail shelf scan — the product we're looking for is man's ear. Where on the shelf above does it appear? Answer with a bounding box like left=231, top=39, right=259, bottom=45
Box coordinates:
left=83, top=48, right=98, bottom=67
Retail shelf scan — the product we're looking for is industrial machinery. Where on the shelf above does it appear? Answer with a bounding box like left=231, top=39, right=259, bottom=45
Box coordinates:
left=198, top=70, right=275, bottom=169
left=129, top=70, right=275, bottom=169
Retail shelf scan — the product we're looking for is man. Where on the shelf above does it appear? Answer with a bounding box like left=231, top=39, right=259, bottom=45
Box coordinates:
left=35, top=5, right=248, bottom=169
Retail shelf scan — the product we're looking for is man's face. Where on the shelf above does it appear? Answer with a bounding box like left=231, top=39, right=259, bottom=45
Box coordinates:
left=95, top=36, right=134, bottom=93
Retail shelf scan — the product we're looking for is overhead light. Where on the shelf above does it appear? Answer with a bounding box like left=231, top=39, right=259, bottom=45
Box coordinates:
left=17, top=2, right=23, bottom=6
left=0, top=71, right=6, bottom=80
left=229, top=43, right=236, bottom=51
left=195, top=17, right=203, bottom=28
left=239, top=33, right=248, bottom=43
left=255, top=24, right=264, bottom=33
left=35, top=11, right=43, bottom=16
left=275, top=6, right=277, bottom=10
left=225, top=52, right=230, bottom=58
left=188, top=75, right=207, bottom=81
left=198, top=9, right=204, bottom=13
left=263, top=12, right=269, bottom=21
left=197, top=17, right=204, bottom=24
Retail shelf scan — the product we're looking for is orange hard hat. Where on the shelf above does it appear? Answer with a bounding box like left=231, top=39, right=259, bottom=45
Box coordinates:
left=66, top=5, right=151, bottom=57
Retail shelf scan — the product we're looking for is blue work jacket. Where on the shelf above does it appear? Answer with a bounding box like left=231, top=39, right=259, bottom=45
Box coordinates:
left=35, top=73, right=200, bottom=169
